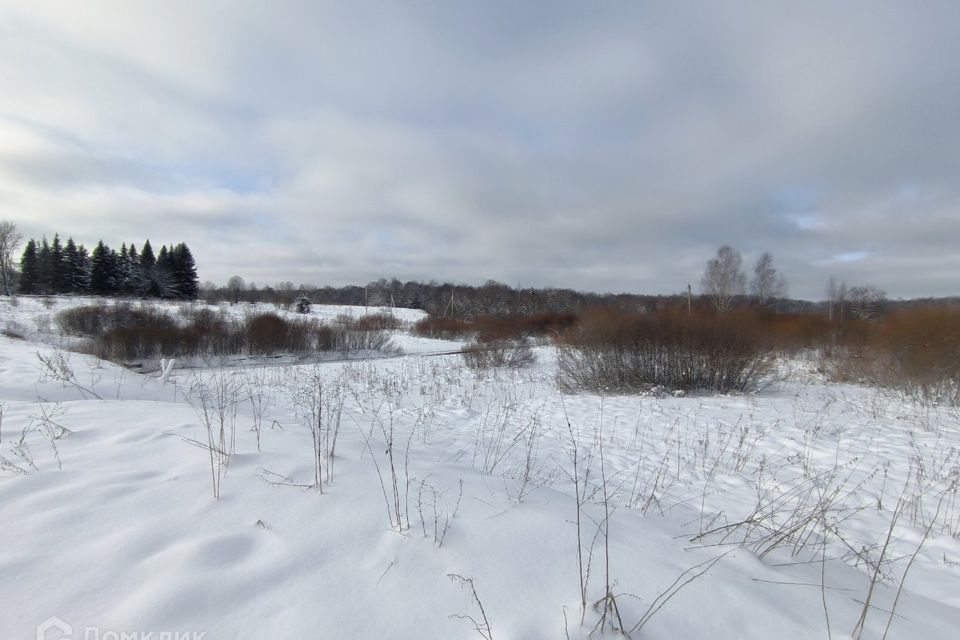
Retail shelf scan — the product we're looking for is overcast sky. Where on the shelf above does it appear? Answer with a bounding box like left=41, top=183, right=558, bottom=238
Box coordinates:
left=2, top=1, right=958, bottom=299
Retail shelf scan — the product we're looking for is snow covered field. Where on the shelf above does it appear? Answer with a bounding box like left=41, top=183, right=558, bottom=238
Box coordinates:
left=1, top=297, right=959, bottom=639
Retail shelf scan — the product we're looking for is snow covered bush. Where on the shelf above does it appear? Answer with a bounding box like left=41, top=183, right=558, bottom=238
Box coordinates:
left=2, top=320, right=27, bottom=339
left=295, top=295, right=312, bottom=314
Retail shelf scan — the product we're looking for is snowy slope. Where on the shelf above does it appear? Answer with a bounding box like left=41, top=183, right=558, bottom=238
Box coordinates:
left=1, top=297, right=959, bottom=639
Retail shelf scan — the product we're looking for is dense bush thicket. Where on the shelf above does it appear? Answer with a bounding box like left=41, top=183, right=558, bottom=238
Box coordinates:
left=547, top=304, right=960, bottom=401
left=413, top=312, right=578, bottom=341
left=556, top=309, right=774, bottom=393
left=411, top=316, right=472, bottom=340
left=245, top=313, right=315, bottom=355
left=56, top=304, right=396, bottom=362
left=57, top=303, right=177, bottom=338
left=825, top=307, right=960, bottom=405
left=55, top=299, right=960, bottom=402
left=343, top=312, right=405, bottom=331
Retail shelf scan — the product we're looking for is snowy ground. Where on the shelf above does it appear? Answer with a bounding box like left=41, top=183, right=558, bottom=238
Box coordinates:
left=1, top=296, right=959, bottom=639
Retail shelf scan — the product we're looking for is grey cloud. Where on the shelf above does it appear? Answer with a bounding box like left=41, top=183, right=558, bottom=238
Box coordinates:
left=1, top=1, right=958, bottom=297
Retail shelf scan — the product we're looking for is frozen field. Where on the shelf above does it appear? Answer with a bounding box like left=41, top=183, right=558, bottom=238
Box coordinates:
left=1, top=297, right=959, bottom=639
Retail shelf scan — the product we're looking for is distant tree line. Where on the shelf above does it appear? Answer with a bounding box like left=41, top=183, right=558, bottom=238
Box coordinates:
left=17, top=234, right=199, bottom=299
left=213, top=245, right=956, bottom=321
left=207, top=276, right=820, bottom=318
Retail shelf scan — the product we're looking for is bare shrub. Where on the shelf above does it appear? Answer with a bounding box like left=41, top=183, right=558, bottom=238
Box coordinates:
left=58, top=303, right=191, bottom=361
left=291, top=367, right=346, bottom=490
left=488, top=312, right=577, bottom=340
left=342, top=312, right=403, bottom=331
left=1, top=401, right=71, bottom=475
left=36, top=350, right=102, bottom=399
left=557, top=309, right=773, bottom=393
left=416, top=477, right=464, bottom=546
left=560, top=401, right=596, bottom=623
left=314, top=325, right=340, bottom=352
left=412, top=316, right=472, bottom=340
left=875, top=307, right=960, bottom=405
left=316, top=320, right=396, bottom=354
left=447, top=574, right=494, bottom=640
left=822, top=306, right=960, bottom=405
left=759, top=312, right=831, bottom=353
left=461, top=339, right=535, bottom=370
left=186, top=371, right=240, bottom=500
left=359, top=402, right=414, bottom=531
left=245, top=312, right=315, bottom=355
left=56, top=303, right=111, bottom=336
left=413, top=312, right=578, bottom=342
left=97, top=311, right=184, bottom=360
left=243, top=367, right=274, bottom=451
left=180, top=307, right=236, bottom=355
left=57, top=303, right=400, bottom=363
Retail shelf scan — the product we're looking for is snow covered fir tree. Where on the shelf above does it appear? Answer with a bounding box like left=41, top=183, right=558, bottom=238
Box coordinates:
left=17, top=235, right=199, bottom=300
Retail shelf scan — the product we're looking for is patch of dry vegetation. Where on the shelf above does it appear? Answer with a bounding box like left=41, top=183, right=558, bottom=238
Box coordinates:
left=825, top=307, right=960, bottom=404
left=557, top=309, right=774, bottom=393
left=56, top=303, right=397, bottom=362
left=412, top=312, right=578, bottom=341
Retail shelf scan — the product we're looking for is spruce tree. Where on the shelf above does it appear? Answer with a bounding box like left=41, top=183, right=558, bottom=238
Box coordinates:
left=118, top=243, right=132, bottom=295
left=171, top=242, right=199, bottom=300
left=38, top=237, right=53, bottom=294
left=127, top=243, right=143, bottom=296
left=76, top=244, right=91, bottom=292
left=51, top=234, right=67, bottom=293
left=156, top=245, right=174, bottom=298
left=63, top=237, right=90, bottom=293
left=18, top=239, right=40, bottom=294
left=90, top=241, right=118, bottom=296
left=140, top=240, right=160, bottom=297
left=64, top=238, right=79, bottom=293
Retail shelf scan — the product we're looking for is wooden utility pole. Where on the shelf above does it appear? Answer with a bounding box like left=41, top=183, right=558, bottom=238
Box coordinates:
left=687, top=283, right=692, bottom=317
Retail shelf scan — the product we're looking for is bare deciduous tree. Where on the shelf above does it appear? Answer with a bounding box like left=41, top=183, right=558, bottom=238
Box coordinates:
left=750, top=252, right=788, bottom=308
left=0, top=221, right=23, bottom=296
left=226, top=275, right=245, bottom=304
left=701, top=245, right=746, bottom=312
left=849, top=285, right=886, bottom=320
left=827, top=277, right=848, bottom=324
